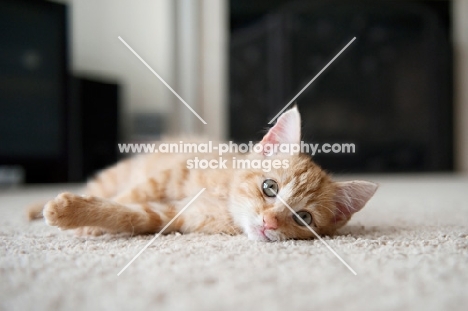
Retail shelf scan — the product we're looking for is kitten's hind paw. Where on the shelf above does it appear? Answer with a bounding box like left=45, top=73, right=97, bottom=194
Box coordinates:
left=74, top=226, right=107, bottom=237
left=43, top=192, right=80, bottom=230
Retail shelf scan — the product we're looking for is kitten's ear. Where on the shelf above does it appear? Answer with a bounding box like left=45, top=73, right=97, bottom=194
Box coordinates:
left=333, top=181, right=378, bottom=222
left=260, top=106, right=301, bottom=150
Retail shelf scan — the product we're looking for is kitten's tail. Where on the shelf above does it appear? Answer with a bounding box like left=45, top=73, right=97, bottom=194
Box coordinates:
left=26, top=202, right=45, bottom=221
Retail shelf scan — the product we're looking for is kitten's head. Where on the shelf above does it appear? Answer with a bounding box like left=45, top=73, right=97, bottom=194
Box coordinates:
left=229, top=106, right=378, bottom=241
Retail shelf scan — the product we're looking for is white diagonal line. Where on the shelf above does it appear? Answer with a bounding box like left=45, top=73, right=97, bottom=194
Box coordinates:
left=117, top=188, right=206, bottom=276
left=274, top=192, right=357, bottom=276
left=118, top=36, right=207, bottom=125
left=268, top=37, right=356, bottom=124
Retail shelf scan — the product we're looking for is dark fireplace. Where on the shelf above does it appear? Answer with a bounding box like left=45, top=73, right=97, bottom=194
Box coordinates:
left=229, top=0, right=453, bottom=173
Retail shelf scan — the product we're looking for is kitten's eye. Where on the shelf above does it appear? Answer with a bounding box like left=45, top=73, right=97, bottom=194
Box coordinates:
left=293, top=211, right=313, bottom=226
left=262, top=179, right=278, bottom=197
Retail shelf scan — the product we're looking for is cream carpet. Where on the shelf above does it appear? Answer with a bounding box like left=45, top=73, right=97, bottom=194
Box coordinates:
left=1, top=175, right=468, bottom=311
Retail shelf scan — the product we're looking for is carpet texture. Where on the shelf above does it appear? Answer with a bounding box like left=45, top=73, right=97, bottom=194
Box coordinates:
left=1, top=175, right=468, bottom=311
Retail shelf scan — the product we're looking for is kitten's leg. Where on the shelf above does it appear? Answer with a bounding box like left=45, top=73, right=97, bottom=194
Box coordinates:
left=46, top=178, right=175, bottom=235
left=113, top=185, right=241, bottom=235
left=43, top=192, right=173, bottom=234
left=74, top=226, right=108, bottom=237
left=71, top=179, right=168, bottom=236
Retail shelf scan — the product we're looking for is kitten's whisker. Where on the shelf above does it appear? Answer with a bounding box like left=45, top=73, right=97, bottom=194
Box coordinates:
left=314, top=203, right=336, bottom=216
left=274, top=192, right=357, bottom=276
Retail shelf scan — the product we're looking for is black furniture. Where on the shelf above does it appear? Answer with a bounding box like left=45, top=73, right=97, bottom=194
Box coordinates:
left=0, top=0, right=120, bottom=183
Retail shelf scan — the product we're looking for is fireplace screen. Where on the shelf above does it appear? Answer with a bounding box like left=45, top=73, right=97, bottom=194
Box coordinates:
left=229, top=1, right=452, bottom=172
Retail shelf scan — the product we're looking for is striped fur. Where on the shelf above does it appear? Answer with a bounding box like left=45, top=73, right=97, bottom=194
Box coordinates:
left=35, top=107, right=378, bottom=240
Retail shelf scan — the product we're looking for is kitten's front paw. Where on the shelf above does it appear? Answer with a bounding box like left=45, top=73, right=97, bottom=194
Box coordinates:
left=43, top=192, right=79, bottom=229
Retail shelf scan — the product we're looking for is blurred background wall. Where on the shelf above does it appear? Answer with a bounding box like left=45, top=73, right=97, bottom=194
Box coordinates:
left=454, top=0, right=468, bottom=172
left=64, top=0, right=175, bottom=138
left=0, top=0, right=467, bottom=184
left=67, top=0, right=226, bottom=141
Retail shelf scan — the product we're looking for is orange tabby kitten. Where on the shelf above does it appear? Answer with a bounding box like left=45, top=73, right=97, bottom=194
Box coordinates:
left=32, top=107, right=377, bottom=241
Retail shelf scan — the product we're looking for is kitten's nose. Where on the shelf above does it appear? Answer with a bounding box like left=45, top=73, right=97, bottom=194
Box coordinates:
left=263, top=214, right=278, bottom=230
